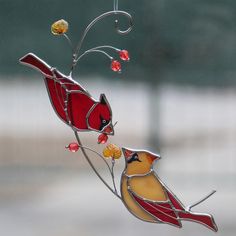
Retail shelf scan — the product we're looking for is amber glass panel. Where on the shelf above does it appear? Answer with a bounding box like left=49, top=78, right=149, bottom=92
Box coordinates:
left=121, top=175, right=156, bottom=222
left=129, top=175, right=167, bottom=201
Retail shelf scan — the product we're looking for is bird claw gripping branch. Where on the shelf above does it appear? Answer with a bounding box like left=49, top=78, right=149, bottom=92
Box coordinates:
left=19, top=1, right=218, bottom=232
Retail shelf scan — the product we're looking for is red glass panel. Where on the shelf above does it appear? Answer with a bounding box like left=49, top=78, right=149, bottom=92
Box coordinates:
left=19, top=53, right=53, bottom=77
left=45, top=77, right=67, bottom=122
left=67, top=92, right=94, bottom=129
left=132, top=193, right=181, bottom=227
left=179, top=212, right=217, bottom=231
left=166, top=190, right=184, bottom=211
left=87, top=101, right=112, bottom=131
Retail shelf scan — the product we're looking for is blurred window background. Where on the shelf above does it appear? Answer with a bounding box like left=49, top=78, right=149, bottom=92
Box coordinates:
left=0, top=0, right=236, bottom=235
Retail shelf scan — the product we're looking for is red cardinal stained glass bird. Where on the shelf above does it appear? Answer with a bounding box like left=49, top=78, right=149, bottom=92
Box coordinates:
left=19, top=53, right=114, bottom=135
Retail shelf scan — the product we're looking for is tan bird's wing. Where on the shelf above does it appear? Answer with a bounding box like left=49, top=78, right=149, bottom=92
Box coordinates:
left=126, top=172, right=183, bottom=227
left=128, top=172, right=167, bottom=201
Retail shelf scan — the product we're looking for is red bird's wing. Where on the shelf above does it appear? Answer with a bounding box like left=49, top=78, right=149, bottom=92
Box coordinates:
left=20, top=53, right=95, bottom=131
left=129, top=191, right=182, bottom=228
left=165, top=189, right=185, bottom=211
left=165, top=189, right=217, bottom=231
left=130, top=183, right=217, bottom=232
left=45, top=70, right=95, bottom=131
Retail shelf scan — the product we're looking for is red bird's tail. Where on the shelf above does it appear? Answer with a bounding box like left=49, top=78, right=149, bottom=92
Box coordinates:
left=179, top=211, right=218, bottom=232
left=19, top=53, right=53, bottom=77
left=166, top=190, right=218, bottom=232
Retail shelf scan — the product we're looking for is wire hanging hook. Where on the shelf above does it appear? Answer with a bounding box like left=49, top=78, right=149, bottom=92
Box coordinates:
left=113, top=0, right=119, bottom=11
left=75, top=11, right=132, bottom=57
left=112, top=0, right=133, bottom=34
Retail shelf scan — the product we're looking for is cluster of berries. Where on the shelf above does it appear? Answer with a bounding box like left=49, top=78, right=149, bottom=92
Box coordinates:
left=111, top=49, right=130, bottom=73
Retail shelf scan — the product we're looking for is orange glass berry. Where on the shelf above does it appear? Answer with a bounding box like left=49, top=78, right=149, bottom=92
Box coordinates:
left=107, top=143, right=122, bottom=159
left=113, top=148, right=122, bottom=159
left=51, top=19, right=68, bottom=35
left=103, top=147, right=112, bottom=158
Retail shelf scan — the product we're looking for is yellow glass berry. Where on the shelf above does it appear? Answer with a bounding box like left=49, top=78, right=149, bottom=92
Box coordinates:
left=103, top=147, right=112, bottom=158
left=107, top=144, right=122, bottom=159
left=113, top=148, right=122, bottom=159
left=51, top=19, right=68, bottom=35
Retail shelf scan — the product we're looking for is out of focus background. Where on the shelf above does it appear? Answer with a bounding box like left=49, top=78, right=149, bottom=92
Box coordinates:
left=0, top=0, right=236, bottom=235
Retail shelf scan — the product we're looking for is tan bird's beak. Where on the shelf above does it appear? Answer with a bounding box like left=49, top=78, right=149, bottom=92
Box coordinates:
left=122, top=147, right=134, bottom=158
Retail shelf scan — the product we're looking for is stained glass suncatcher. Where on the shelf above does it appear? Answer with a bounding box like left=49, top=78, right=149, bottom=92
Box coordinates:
left=19, top=0, right=218, bottom=232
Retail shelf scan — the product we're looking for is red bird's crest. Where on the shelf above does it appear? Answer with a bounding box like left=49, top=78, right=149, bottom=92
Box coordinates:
left=19, top=53, right=114, bottom=135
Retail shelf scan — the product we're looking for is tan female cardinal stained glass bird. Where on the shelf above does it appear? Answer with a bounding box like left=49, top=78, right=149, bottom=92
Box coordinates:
left=19, top=0, right=218, bottom=232
left=121, top=148, right=218, bottom=232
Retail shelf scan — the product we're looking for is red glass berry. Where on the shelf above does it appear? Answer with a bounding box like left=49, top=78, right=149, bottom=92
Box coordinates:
left=111, top=60, right=121, bottom=72
left=119, top=50, right=130, bottom=61
left=98, top=133, right=108, bottom=144
left=66, top=142, right=79, bottom=152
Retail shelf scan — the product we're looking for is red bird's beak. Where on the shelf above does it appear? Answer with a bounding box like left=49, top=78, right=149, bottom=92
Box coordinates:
left=103, top=124, right=114, bottom=135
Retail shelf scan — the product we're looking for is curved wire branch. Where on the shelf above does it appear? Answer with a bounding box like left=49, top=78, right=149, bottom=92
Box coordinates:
left=63, top=34, right=74, bottom=53
left=187, top=190, right=216, bottom=211
left=76, top=49, right=113, bottom=63
left=74, top=45, right=121, bottom=67
left=75, top=10, right=132, bottom=54
left=76, top=142, right=119, bottom=195
left=76, top=143, right=113, bottom=176
left=87, top=45, right=120, bottom=52
left=74, top=130, right=121, bottom=199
